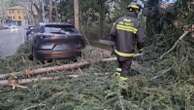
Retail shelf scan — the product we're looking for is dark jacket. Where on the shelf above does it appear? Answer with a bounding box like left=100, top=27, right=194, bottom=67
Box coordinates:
left=110, top=12, right=144, bottom=55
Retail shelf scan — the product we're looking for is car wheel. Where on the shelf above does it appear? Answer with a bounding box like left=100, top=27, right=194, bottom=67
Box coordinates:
left=32, top=47, right=38, bottom=61
left=71, top=57, right=78, bottom=62
left=28, top=46, right=34, bottom=60
left=32, top=48, right=46, bottom=64
left=28, top=54, right=33, bottom=60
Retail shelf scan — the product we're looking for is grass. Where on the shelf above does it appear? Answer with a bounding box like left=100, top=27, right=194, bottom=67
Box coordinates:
left=0, top=3, right=194, bottom=108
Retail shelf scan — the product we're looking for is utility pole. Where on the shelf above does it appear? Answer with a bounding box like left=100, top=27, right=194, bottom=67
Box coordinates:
left=74, top=0, right=80, bottom=30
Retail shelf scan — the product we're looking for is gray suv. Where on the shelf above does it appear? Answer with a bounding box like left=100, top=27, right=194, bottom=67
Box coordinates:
left=31, top=23, right=85, bottom=61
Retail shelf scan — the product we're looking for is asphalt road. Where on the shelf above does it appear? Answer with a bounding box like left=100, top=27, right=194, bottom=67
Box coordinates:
left=0, top=27, right=25, bottom=58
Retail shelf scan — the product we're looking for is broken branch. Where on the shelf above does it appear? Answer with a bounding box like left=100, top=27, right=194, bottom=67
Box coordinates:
left=23, top=103, right=46, bottom=110
left=160, top=31, right=190, bottom=59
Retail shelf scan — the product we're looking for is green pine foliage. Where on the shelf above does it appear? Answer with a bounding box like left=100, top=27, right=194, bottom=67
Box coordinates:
left=0, top=0, right=194, bottom=110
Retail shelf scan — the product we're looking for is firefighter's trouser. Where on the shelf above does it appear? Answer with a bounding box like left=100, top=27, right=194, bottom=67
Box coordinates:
left=114, top=49, right=135, bottom=75
left=117, top=57, right=132, bottom=75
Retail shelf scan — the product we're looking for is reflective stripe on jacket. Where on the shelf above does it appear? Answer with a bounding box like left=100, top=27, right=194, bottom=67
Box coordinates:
left=110, top=12, right=144, bottom=57
left=114, top=49, right=139, bottom=58
left=116, top=24, right=138, bottom=34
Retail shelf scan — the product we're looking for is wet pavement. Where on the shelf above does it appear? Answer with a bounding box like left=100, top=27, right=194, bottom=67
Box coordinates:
left=0, top=27, right=25, bottom=58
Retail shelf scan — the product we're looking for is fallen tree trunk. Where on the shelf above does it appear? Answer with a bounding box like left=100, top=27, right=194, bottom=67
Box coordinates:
left=0, top=57, right=117, bottom=80
left=0, top=57, right=149, bottom=88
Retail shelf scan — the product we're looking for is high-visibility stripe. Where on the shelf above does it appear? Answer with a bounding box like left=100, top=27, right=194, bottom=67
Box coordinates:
left=114, top=72, right=128, bottom=81
left=129, top=5, right=140, bottom=9
left=116, top=68, right=122, bottom=72
left=118, top=21, right=124, bottom=25
left=119, top=76, right=128, bottom=81
left=116, top=24, right=138, bottom=34
left=114, top=49, right=137, bottom=58
left=124, top=22, right=134, bottom=26
left=116, top=26, right=137, bottom=34
left=117, top=24, right=137, bottom=32
left=123, top=19, right=131, bottom=22
left=114, top=71, right=128, bottom=81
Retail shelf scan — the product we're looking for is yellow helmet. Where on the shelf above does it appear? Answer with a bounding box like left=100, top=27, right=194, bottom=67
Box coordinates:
left=127, top=2, right=141, bottom=13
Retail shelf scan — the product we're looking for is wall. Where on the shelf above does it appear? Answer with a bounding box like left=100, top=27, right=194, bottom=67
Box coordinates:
left=6, top=6, right=26, bottom=25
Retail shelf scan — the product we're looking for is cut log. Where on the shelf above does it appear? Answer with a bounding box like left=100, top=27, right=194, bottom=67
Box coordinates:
left=0, top=57, right=117, bottom=88
left=98, top=39, right=115, bottom=46
left=0, top=57, right=117, bottom=80
left=0, top=57, right=149, bottom=88
left=0, top=77, right=60, bottom=88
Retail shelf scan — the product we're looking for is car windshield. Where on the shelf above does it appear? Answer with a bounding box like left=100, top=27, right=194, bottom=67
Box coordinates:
left=44, top=25, right=78, bottom=34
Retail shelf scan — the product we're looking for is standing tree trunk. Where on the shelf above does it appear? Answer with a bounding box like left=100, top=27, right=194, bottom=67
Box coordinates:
left=74, top=0, right=80, bottom=30
left=49, top=0, right=53, bottom=22
left=99, top=0, right=105, bottom=38
left=42, top=0, right=46, bottom=22
left=54, top=2, right=59, bottom=22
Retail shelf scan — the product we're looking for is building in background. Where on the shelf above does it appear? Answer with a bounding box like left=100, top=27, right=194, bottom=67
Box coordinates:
left=6, top=6, right=26, bottom=26
left=0, top=5, right=6, bottom=24
left=0, top=9, right=3, bottom=24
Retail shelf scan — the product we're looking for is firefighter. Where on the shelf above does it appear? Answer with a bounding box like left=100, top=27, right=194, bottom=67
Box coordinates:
left=110, top=2, right=144, bottom=79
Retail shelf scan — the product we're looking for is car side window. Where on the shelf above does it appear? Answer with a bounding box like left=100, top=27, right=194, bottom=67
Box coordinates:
left=35, top=26, right=44, bottom=33
left=39, top=26, right=45, bottom=33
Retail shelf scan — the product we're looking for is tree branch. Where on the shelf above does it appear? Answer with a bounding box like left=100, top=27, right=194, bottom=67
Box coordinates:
left=23, top=103, right=46, bottom=110
left=0, top=57, right=116, bottom=80
left=159, top=31, right=190, bottom=60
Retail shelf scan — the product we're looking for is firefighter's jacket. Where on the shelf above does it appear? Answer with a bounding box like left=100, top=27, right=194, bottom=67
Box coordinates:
left=110, top=13, right=144, bottom=58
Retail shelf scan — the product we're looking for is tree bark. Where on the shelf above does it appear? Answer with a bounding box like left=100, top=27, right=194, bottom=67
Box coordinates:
left=99, top=0, right=105, bottom=38
left=74, top=0, right=80, bottom=30
left=49, top=0, right=53, bottom=22
left=0, top=57, right=116, bottom=80
left=0, top=77, right=60, bottom=87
